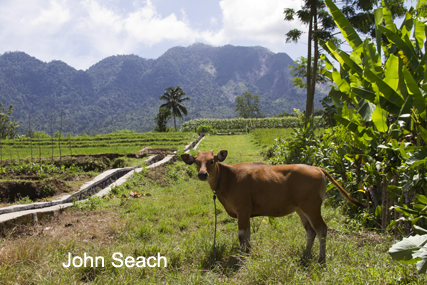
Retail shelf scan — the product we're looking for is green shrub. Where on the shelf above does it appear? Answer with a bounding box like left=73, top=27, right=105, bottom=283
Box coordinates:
left=111, top=157, right=128, bottom=168
left=196, top=125, right=212, bottom=135
left=180, top=117, right=326, bottom=132
left=55, top=157, right=110, bottom=172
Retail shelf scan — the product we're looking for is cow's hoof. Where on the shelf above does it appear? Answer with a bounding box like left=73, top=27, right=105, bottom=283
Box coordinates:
left=317, top=257, right=326, bottom=265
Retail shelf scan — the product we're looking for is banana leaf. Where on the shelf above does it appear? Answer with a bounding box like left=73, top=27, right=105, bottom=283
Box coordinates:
left=399, top=93, right=414, bottom=119
left=389, top=234, right=427, bottom=273
left=324, top=41, right=363, bottom=76
left=403, top=65, right=425, bottom=114
left=358, top=99, right=376, bottom=122
left=400, top=12, right=414, bottom=39
left=325, top=0, right=363, bottom=53
left=414, top=52, right=427, bottom=83
left=378, top=95, right=401, bottom=115
left=384, top=54, right=400, bottom=94
left=419, top=125, right=427, bottom=143
left=364, top=68, right=405, bottom=108
left=329, top=88, right=345, bottom=115
left=381, top=4, right=396, bottom=33
left=359, top=101, right=376, bottom=122
left=372, top=105, right=388, bottom=132
left=363, top=38, right=382, bottom=76
left=414, top=18, right=425, bottom=51
left=352, top=87, right=376, bottom=103
left=378, top=25, right=419, bottom=72
left=332, top=69, right=351, bottom=94
left=407, top=146, right=427, bottom=166
left=334, top=114, right=360, bottom=133
left=389, top=234, right=427, bottom=262
left=374, top=8, right=383, bottom=56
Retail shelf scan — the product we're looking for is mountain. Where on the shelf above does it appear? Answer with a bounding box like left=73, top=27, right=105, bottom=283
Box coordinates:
left=0, top=43, right=326, bottom=135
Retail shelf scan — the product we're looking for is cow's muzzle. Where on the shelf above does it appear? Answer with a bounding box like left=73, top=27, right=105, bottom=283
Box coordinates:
left=198, top=172, right=208, bottom=181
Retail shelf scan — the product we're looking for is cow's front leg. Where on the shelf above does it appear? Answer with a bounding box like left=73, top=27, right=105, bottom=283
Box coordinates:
left=237, top=213, right=251, bottom=253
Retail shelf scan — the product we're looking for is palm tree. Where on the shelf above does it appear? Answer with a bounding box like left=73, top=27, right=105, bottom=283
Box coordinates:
left=159, top=86, right=190, bottom=131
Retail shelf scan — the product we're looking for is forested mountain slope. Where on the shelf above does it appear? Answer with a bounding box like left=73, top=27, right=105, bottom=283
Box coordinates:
left=0, top=43, right=325, bottom=134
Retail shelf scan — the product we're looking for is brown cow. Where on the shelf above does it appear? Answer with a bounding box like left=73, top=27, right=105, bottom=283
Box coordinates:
left=181, top=150, right=367, bottom=263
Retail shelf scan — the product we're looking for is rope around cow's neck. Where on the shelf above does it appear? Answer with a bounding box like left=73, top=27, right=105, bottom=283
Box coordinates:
left=210, top=163, right=222, bottom=268
left=210, top=192, right=217, bottom=269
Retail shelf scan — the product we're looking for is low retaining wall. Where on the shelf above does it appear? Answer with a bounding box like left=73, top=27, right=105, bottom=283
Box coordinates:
left=66, top=167, right=135, bottom=202
left=0, top=167, right=135, bottom=215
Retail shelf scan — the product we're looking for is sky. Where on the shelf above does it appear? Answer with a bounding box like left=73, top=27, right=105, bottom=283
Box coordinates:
left=0, top=0, right=307, bottom=70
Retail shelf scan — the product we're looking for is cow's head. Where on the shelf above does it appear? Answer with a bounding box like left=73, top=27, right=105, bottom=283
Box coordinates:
left=181, top=150, right=227, bottom=181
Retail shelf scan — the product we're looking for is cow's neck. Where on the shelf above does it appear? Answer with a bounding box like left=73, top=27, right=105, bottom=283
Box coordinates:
left=208, top=163, right=236, bottom=218
left=208, top=162, right=224, bottom=193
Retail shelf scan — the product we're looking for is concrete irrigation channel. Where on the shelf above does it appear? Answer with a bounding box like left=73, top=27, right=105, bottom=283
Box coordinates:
left=0, top=135, right=205, bottom=229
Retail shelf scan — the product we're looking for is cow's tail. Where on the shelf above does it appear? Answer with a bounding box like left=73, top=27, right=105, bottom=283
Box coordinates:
left=320, top=168, right=368, bottom=208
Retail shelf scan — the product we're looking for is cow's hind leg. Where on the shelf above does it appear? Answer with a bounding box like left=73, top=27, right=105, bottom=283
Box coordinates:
left=237, top=213, right=251, bottom=253
left=296, top=209, right=316, bottom=261
left=300, top=206, right=327, bottom=263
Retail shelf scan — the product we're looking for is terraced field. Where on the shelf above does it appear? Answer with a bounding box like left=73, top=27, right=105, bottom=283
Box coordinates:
left=0, top=130, right=199, bottom=205
left=0, top=131, right=199, bottom=160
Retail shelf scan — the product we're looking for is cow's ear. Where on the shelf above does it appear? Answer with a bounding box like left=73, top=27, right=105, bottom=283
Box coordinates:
left=217, top=150, right=228, bottom=162
left=181, top=154, right=195, bottom=165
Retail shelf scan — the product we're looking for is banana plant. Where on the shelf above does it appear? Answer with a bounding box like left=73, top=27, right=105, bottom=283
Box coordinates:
left=321, top=0, right=426, bottom=164
left=321, top=0, right=426, bottom=219
left=322, top=0, right=427, bottom=273
left=389, top=195, right=427, bottom=273
left=322, top=0, right=426, bottom=130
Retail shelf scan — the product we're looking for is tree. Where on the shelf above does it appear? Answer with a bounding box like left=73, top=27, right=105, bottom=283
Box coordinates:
left=234, top=91, right=265, bottom=118
left=159, top=86, right=190, bottom=131
left=340, top=0, right=406, bottom=38
left=284, top=0, right=407, bottom=126
left=0, top=103, right=19, bottom=139
left=154, top=107, right=172, bottom=132
left=288, top=56, right=329, bottom=89
left=0, top=103, right=19, bottom=168
left=284, top=0, right=336, bottom=126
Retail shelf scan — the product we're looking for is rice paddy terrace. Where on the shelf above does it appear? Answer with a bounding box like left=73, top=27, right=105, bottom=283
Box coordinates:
left=0, top=131, right=199, bottom=206
left=0, top=131, right=199, bottom=159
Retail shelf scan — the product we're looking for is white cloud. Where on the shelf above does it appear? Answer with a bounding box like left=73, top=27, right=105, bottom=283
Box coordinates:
left=84, top=0, right=123, bottom=33
left=124, top=2, right=195, bottom=44
left=0, top=0, right=199, bottom=69
left=201, top=0, right=304, bottom=46
left=0, top=0, right=306, bottom=70
left=31, top=0, right=70, bottom=27
left=0, top=0, right=70, bottom=37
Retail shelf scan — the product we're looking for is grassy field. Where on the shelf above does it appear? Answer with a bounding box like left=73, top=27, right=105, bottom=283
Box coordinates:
left=0, top=132, right=425, bottom=284
left=0, top=131, right=198, bottom=160
left=249, top=128, right=294, bottom=148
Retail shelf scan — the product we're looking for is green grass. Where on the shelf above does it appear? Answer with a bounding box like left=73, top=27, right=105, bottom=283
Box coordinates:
left=249, top=128, right=294, bottom=147
left=192, top=133, right=265, bottom=164
left=248, top=128, right=323, bottom=153
left=0, top=132, right=425, bottom=284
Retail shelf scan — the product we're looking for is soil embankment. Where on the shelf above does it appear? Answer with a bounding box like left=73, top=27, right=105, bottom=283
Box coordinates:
left=0, top=154, right=129, bottom=205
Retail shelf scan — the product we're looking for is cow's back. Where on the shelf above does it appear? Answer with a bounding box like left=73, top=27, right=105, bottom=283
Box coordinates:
left=222, top=163, right=326, bottom=217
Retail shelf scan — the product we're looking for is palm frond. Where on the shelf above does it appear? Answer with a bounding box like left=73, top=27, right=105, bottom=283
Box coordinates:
left=158, top=86, right=190, bottom=130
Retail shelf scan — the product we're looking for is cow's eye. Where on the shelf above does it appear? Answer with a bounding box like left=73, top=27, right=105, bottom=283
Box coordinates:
left=210, top=159, right=214, bottom=164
